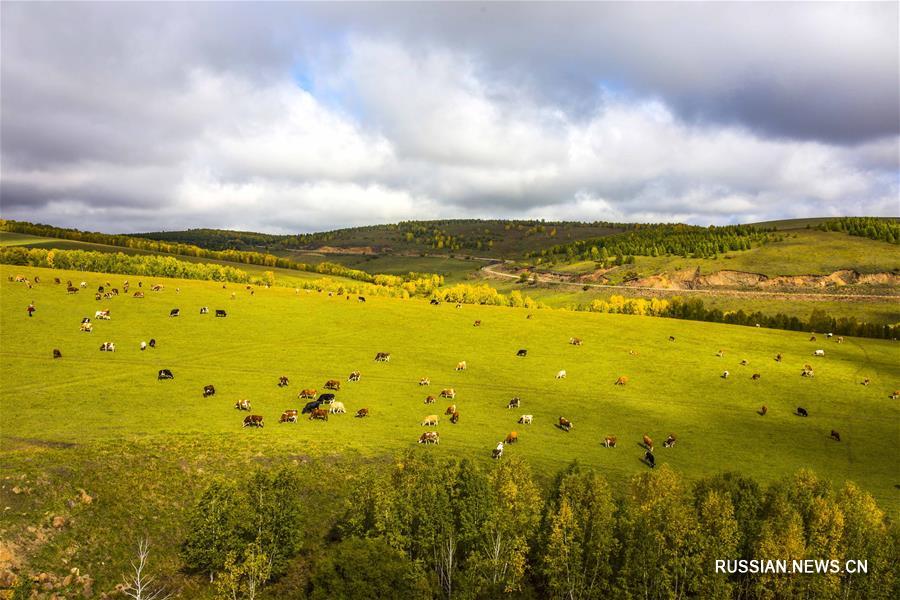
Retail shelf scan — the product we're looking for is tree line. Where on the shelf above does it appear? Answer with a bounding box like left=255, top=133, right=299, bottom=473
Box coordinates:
left=180, top=455, right=898, bottom=599
left=816, top=218, right=900, bottom=244
left=527, top=224, right=777, bottom=264
left=580, top=295, right=898, bottom=340
left=0, top=220, right=435, bottom=285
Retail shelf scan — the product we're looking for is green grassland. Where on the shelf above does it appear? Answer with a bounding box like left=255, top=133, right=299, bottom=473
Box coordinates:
left=273, top=250, right=483, bottom=283
left=550, top=230, right=900, bottom=280
left=2, top=264, right=898, bottom=512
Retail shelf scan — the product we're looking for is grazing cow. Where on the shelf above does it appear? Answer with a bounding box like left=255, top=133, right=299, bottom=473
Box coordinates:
left=615, top=376, right=628, bottom=385
left=317, top=393, right=336, bottom=404
left=826, top=333, right=833, bottom=338
left=95, top=310, right=110, bottom=320
left=721, top=370, right=729, bottom=379
left=751, top=373, right=761, bottom=380
left=492, top=442, right=504, bottom=459
left=518, top=414, right=533, bottom=425
left=801, top=367, right=815, bottom=378
left=309, top=408, right=328, bottom=421
left=456, top=361, right=467, bottom=371
left=830, top=430, right=841, bottom=442
left=836, top=336, right=844, bottom=344
left=200, top=307, right=209, bottom=314
left=97, top=286, right=105, bottom=293
left=507, top=397, right=521, bottom=409
left=80, top=323, right=93, bottom=333
left=356, top=408, right=369, bottom=418
left=348, top=371, right=361, bottom=382
left=473, top=320, right=481, bottom=327
left=324, top=379, right=341, bottom=391
left=280, top=410, right=299, bottom=423
left=809, top=335, right=817, bottom=342
left=54, top=278, right=61, bottom=284
left=642, top=435, right=654, bottom=451
left=52, top=349, right=62, bottom=359
left=516, top=349, right=527, bottom=357
left=133, top=291, right=145, bottom=298
left=603, top=436, right=617, bottom=448
left=450, top=411, right=460, bottom=424
left=440, top=388, right=456, bottom=399
left=215, top=309, right=227, bottom=317
left=775, top=353, right=783, bottom=362
left=203, top=385, right=216, bottom=398
left=456, top=304, right=461, bottom=309
left=759, top=405, right=768, bottom=416
left=556, top=370, right=567, bottom=379
left=668, top=336, right=675, bottom=342
left=740, top=359, right=749, bottom=366
left=663, top=434, right=677, bottom=448
left=111, top=288, right=119, bottom=296
left=419, top=377, right=431, bottom=386
left=82, top=317, right=91, bottom=324
left=243, top=415, right=264, bottom=428
left=157, top=369, right=174, bottom=380
left=299, top=389, right=317, bottom=399
left=645, top=451, right=656, bottom=468
left=151, top=285, right=162, bottom=292
left=505, top=431, right=518, bottom=444
left=330, top=402, right=346, bottom=414
left=100, top=342, right=116, bottom=352
left=80, top=281, right=87, bottom=288
left=445, top=404, right=457, bottom=415
left=302, top=400, right=322, bottom=414
left=526, top=314, right=533, bottom=320
left=813, top=349, right=825, bottom=357
left=235, top=399, right=251, bottom=411
left=430, top=298, right=441, bottom=305
left=374, top=352, right=391, bottom=362
left=569, top=337, right=583, bottom=346
left=861, top=378, right=870, bottom=386
left=422, top=414, right=439, bottom=426
left=358, top=296, right=366, bottom=302
left=148, top=338, right=156, bottom=348
left=716, top=349, right=725, bottom=357
left=278, top=376, right=290, bottom=387
left=797, top=407, right=809, bottom=417
left=559, top=417, right=573, bottom=432
left=67, top=286, right=79, bottom=294
left=891, top=391, right=899, bottom=400
left=424, top=395, right=436, bottom=404
left=419, top=431, right=440, bottom=444
left=95, top=292, right=103, bottom=301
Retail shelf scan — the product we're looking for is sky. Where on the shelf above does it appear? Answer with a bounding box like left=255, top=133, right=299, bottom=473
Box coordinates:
left=1, top=1, right=898, bottom=234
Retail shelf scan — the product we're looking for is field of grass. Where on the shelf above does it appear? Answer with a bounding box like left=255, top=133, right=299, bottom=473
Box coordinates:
left=547, top=230, right=900, bottom=280
left=273, top=250, right=483, bottom=283
left=2, top=264, right=898, bottom=513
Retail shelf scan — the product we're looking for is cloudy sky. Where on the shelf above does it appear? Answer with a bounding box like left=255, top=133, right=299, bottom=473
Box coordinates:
left=1, top=2, right=898, bottom=234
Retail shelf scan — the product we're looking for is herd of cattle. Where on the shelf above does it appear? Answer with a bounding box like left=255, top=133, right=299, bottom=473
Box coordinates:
left=11, top=271, right=894, bottom=468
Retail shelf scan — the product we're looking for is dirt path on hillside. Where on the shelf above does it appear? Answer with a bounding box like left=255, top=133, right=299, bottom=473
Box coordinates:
left=480, top=263, right=900, bottom=302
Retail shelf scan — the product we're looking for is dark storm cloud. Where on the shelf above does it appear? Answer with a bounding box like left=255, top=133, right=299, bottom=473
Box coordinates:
left=1, top=2, right=897, bottom=233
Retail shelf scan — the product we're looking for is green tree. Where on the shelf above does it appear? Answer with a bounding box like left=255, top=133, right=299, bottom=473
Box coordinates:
left=181, top=481, right=245, bottom=582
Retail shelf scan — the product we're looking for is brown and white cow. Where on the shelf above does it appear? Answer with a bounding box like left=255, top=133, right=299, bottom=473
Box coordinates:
left=52, top=349, right=62, bottom=359
left=309, top=408, right=329, bottom=421
left=424, top=395, right=436, bottom=404
left=603, top=435, right=617, bottom=448
left=830, top=430, right=841, bottom=442
left=348, top=371, right=361, bottom=382
left=450, top=411, right=460, bottom=424
left=445, top=404, right=457, bottom=415
left=243, top=415, right=264, bottom=428
left=280, top=410, right=299, bottom=423
left=559, top=417, right=573, bottom=432
left=473, top=320, right=481, bottom=327
left=374, top=352, right=391, bottom=362
left=615, top=376, right=628, bottom=385
left=324, top=379, right=341, bottom=391
left=356, top=408, right=369, bottom=418
left=556, top=370, right=567, bottom=379
left=203, top=384, right=216, bottom=398
left=419, top=431, right=440, bottom=444
left=440, top=388, right=456, bottom=399
left=642, top=435, right=653, bottom=451
left=759, top=405, right=768, bottom=416
left=299, top=389, right=317, bottom=399
left=505, top=431, right=518, bottom=444
left=569, top=337, right=583, bottom=346
left=235, top=399, right=251, bottom=411
left=663, top=434, right=677, bottom=448
left=278, top=376, right=290, bottom=387
left=456, top=361, right=467, bottom=371
left=751, top=373, right=761, bottom=380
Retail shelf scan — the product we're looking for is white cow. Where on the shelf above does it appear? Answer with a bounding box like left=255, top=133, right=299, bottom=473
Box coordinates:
left=329, top=401, right=346, bottom=414
left=556, top=370, right=567, bottom=379
left=518, top=414, right=533, bottom=425
left=721, top=370, right=730, bottom=379
left=140, top=341, right=147, bottom=351
left=492, top=442, right=504, bottom=459
left=813, top=349, right=825, bottom=357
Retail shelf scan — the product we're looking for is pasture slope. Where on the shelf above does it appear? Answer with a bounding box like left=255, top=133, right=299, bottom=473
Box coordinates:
left=2, top=265, right=899, bottom=513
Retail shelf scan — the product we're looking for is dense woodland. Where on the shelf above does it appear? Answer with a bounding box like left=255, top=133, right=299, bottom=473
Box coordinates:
left=816, top=218, right=900, bottom=244
left=527, top=224, right=777, bottom=264
left=171, top=456, right=897, bottom=599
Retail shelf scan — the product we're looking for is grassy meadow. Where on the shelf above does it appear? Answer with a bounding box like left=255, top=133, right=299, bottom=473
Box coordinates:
left=2, top=264, right=898, bottom=511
